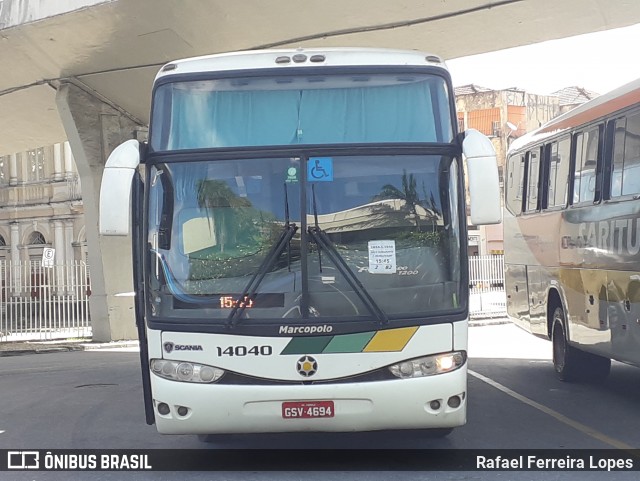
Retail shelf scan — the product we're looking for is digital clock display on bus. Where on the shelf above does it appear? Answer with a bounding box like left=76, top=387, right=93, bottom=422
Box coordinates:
left=173, top=293, right=285, bottom=309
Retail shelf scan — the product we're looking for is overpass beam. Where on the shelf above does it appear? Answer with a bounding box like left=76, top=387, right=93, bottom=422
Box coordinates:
left=56, top=83, right=143, bottom=342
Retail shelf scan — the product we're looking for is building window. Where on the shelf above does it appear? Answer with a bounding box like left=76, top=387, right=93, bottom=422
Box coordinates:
left=28, top=231, right=46, bottom=245
left=0, top=155, right=7, bottom=185
left=0, top=235, right=6, bottom=247
left=27, top=148, right=46, bottom=182
left=491, top=120, right=501, bottom=137
left=457, top=112, right=465, bottom=133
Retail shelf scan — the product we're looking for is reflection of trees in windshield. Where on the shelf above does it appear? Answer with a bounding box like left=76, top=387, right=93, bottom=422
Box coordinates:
left=187, top=179, right=279, bottom=281
left=196, top=180, right=252, bottom=252
left=368, top=170, right=443, bottom=248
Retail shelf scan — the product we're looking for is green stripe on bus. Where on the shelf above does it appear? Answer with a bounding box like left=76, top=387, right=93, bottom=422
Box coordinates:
left=280, top=336, right=333, bottom=354
left=322, top=331, right=376, bottom=353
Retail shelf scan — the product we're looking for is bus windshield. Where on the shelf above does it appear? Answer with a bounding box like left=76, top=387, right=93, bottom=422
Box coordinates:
left=150, top=73, right=454, bottom=150
left=147, top=153, right=463, bottom=323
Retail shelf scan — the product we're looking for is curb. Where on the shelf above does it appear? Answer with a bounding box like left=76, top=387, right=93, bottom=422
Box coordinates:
left=0, top=341, right=139, bottom=357
left=469, top=318, right=511, bottom=327
left=0, top=346, right=83, bottom=357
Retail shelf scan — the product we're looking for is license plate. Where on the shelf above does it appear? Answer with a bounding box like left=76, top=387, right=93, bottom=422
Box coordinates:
left=282, top=401, right=335, bottom=419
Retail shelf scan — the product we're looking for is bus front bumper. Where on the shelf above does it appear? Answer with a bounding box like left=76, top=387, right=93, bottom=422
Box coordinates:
left=151, top=366, right=467, bottom=434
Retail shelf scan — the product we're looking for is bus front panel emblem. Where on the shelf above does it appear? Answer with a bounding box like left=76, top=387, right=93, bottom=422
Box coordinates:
left=164, top=342, right=174, bottom=354
left=296, top=355, right=318, bottom=377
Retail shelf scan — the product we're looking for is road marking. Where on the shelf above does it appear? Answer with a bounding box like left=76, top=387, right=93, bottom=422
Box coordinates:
left=0, top=430, right=5, bottom=434
left=468, top=369, right=634, bottom=450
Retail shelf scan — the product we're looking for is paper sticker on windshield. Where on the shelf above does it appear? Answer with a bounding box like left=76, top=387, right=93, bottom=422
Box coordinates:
left=368, top=240, right=397, bottom=274
left=308, top=157, right=333, bottom=182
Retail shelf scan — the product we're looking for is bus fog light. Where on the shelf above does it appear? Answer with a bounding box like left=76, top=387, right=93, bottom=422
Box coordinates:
left=177, top=406, right=189, bottom=417
left=389, top=351, right=466, bottom=379
left=157, top=402, right=170, bottom=415
left=151, top=359, right=224, bottom=383
left=430, top=400, right=441, bottom=410
left=447, top=395, right=461, bottom=408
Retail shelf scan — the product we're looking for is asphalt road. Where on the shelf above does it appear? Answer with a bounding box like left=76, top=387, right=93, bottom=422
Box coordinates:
left=1, top=323, right=640, bottom=480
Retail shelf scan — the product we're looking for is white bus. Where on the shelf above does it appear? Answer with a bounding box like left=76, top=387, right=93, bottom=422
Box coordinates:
left=504, top=78, right=640, bottom=382
left=99, top=48, right=500, bottom=438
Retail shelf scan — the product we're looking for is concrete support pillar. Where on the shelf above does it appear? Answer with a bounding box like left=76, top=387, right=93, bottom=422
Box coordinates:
left=10, top=223, right=21, bottom=294
left=9, top=153, right=18, bottom=186
left=53, top=143, right=64, bottom=181
left=56, top=83, right=143, bottom=341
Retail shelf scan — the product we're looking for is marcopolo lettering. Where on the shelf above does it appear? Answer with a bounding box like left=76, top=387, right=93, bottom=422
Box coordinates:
left=279, top=325, right=333, bottom=335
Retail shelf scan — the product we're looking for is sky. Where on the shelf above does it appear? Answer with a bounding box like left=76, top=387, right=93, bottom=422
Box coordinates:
left=446, top=22, right=640, bottom=96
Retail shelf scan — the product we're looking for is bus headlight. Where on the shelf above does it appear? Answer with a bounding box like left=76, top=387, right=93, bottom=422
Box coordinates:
left=150, top=359, right=224, bottom=383
left=388, top=351, right=466, bottom=379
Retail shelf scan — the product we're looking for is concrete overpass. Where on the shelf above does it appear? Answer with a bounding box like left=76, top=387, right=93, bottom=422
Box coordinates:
left=1, top=0, right=640, bottom=341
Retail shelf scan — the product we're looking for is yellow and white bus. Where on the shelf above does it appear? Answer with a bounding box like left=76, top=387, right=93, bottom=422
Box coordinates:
left=504, top=78, right=640, bottom=382
left=99, top=48, right=500, bottom=438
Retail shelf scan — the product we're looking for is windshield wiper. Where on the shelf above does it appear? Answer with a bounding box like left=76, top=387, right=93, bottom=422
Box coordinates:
left=226, top=184, right=297, bottom=328
left=307, top=185, right=388, bottom=326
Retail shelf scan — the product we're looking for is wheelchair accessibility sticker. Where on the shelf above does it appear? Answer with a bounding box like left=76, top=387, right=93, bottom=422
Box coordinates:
left=308, top=157, right=333, bottom=182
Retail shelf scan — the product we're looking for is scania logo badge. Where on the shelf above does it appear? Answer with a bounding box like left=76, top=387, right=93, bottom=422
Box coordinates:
left=296, top=355, right=318, bottom=377
left=163, top=342, right=174, bottom=354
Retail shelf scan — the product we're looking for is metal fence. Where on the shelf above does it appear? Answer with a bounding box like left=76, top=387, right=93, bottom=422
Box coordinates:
left=0, top=260, right=92, bottom=342
left=469, top=255, right=506, bottom=318
left=0, top=255, right=505, bottom=341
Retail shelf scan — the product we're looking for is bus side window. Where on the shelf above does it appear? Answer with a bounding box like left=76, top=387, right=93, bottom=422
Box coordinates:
left=611, top=112, right=640, bottom=197
left=573, top=127, right=600, bottom=204
left=525, top=148, right=541, bottom=212
left=505, top=153, right=524, bottom=216
left=547, top=137, right=571, bottom=209
left=547, top=143, right=557, bottom=208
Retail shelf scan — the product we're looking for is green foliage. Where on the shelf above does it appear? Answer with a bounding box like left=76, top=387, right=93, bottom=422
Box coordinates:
left=393, top=230, right=443, bottom=248
left=187, top=179, right=281, bottom=280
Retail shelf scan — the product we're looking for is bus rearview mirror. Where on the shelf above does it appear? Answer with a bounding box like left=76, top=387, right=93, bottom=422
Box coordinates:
left=99, top=139, right=141, bottom=236
left=462, top=129, right=502, bottom=225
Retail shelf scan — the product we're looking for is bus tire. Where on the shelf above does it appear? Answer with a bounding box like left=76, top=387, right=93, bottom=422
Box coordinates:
left=551, top=306, right=581, bottom=382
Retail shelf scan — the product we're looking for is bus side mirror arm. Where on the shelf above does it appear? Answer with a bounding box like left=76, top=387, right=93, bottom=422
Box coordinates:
left=462, top=129, right=502, bottom=225
left=99, top=139, right=141, bottom=236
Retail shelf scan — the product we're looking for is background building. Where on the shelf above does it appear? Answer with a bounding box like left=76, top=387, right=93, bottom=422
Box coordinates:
left=455, top=85, right=598, bottom=255
left=0, top=142, right=86, bottom=283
